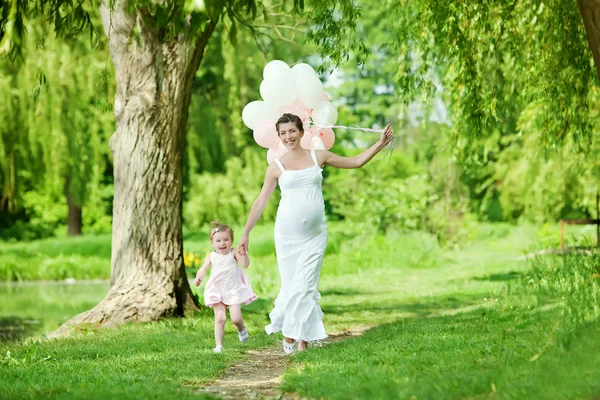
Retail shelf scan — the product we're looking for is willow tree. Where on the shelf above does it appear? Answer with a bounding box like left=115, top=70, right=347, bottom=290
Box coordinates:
left=0, top=0, right=363, bottom=330
left=385, top=0, right=597, bottom=152
left=0, top=23, right=112, bottom=237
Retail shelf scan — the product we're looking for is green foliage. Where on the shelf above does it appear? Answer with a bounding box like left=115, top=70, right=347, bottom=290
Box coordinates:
left=390, top=0, right=596, bottom=150
left=523, top=251, right=600, bottom=334
left=0, top=15, right=113, bottom=238
left=183, top=148, right=280, bottom=231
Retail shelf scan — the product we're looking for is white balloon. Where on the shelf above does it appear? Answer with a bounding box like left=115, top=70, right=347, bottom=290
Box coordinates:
left=260, top=76, right=297, bottom=107
left=314, top=101, right=338, bottom=126
left=312, top=136, right=326, bottom=150
left=291, top=63, right=317, bottom=82
left=263, top=60, right=291, bottom=81
left=295, top=76, right=323, bottom=109
left=242, top=101, right=279, bottom=130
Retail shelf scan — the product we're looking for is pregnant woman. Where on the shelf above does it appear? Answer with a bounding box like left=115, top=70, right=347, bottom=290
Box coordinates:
left=238, top=113, right=393, bottom=354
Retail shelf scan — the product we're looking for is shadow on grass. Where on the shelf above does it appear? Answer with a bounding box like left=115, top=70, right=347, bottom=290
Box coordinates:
left=321, top=288, right=366, bottom=297
left=322, top=292, right=486, bottom=318
left=0, top=316, right=42, bottom=342
left=473, top=270, right=521, bottom=282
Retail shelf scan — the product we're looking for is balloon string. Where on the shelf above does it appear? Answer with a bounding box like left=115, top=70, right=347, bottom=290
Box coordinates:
left=295, top=102, right=385, bottom=133
left=312, top=124, right=385, bottom=133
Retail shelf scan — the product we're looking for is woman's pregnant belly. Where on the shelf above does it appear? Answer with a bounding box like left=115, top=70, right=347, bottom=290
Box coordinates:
left=275, top=195, right=326, bottom=238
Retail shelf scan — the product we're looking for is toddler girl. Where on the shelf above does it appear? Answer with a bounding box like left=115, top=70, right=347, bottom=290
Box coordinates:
left=195, top=221, right=258, bottom=353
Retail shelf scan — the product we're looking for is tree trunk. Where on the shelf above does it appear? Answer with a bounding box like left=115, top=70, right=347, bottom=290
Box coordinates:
left=66, top=193, right=82, bottom=236
left=53, top=0, right=218, bottom=335
left=578, top=0, right=600, bottom=79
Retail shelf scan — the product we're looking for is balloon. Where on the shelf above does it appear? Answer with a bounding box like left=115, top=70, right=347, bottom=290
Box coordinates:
left=242, top=101, right=279, bottom=130
left=313, top=101, right=338, bottom=126
left=278, top=103, right=308, bottom=121
left=260, top=76, right=297, bottom=107
left=266, top=142, right=288, bottom=164
left=263, top=60, right=290, bottom=81
left=316, top=128, right=335, bottom=150
left=296, top=76, right=323, bottom=109
left=312, top=136, right=326, bottom=151
left=278, top=141, right=289, bottom=155
left=291, top=63, right=317, bottom=82
left=300, top=131, right=313, bottom=149
left=320, top=92, right=330, bottom=101
left=253, top=119, right=280, bottom=149
left=266, top=148, right=279, bottom=164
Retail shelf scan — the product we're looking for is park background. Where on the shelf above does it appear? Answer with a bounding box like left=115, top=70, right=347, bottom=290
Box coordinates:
left=1, top=0, right=600, bottom=399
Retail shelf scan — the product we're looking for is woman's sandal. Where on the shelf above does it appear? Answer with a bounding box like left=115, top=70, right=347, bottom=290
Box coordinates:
left=282, top=339, right=296, bottom=355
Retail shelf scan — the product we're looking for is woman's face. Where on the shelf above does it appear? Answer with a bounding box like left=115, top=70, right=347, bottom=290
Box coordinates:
left=278, top=122, right=304, bottom=150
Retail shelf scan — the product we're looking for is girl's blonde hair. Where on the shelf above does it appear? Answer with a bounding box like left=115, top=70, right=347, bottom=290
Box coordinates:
left=209, top=220, right=234, bottom=241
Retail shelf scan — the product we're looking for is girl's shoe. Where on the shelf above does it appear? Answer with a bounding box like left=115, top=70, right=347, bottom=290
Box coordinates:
left=238, top=328, right=249, bottom=343
left=213, top=345, right=224, bottom=353
left=282, top=339, right=296, bottom=355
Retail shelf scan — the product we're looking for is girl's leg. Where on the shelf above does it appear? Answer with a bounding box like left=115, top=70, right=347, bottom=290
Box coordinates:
left=213, top=302, right=227, bottom=347
left=228, top=304, right=245, bottom=332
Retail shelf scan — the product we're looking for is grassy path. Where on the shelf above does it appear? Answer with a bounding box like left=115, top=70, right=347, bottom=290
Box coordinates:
left=197, top=327, right=370, bottom=400
left=1, top=223, right=599, bottom=399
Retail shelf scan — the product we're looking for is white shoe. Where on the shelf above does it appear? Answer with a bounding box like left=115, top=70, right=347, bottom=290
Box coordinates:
left=213, top=345, right=224, bottom=353
left=283, top=339, right=296, bottom=355
left=238, top=328, right=249, bottom=343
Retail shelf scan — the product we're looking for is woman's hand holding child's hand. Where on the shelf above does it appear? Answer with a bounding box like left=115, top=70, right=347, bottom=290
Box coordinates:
left=194, top=278, right=202, bottom=287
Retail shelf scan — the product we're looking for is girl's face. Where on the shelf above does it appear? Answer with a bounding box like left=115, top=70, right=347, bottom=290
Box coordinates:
left=278, top=122, right=304, bottom=150
left=211, top=231, right=233, bottom=254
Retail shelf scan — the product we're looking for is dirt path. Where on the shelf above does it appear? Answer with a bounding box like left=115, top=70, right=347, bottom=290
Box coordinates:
left=198, top=326, right=371, bottom=400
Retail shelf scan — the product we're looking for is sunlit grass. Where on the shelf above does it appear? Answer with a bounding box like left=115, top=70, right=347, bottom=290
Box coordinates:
left=1, top=222, right=598, bottom=399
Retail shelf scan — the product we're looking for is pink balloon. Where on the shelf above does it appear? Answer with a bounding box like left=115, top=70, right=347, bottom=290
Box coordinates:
left=278, top=103, right=309, bottom=122
left=300, top=131, right=313, bottom=149
left=278, top=141, right=289, bottom=155
left=253, top=119, right=280, bottom=149
left=320, top=92, right=330, bottom=101
left=316, top=128, right=335, bottom=150
left=266, top=148, right=279, bottom=164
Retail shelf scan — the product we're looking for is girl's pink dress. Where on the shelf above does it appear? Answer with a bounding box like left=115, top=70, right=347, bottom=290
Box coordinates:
left=204, top=251, right=257, bottom=307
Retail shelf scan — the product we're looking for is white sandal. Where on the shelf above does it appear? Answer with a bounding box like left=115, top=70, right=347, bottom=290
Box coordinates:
left=282, top=339, right=296, bottom=355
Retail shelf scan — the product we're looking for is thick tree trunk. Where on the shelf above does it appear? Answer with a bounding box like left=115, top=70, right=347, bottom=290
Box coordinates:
left=53, top=0, right=217, bottom=335
left=578, top=0, right=600, bottom=79
left=66, top=194, right=82, bottom=236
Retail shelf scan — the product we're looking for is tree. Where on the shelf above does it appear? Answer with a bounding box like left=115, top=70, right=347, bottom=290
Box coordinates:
left=387, top=1, right=597, bottom=150
left=0, top=0, right=363, bottom=332
left=0, top=20, right=113, bottom=239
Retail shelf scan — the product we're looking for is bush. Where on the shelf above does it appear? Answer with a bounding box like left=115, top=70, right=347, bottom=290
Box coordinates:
left=522, top=251, right=600, bottom=334
left=183, top=148, right=280, bottom=231
left=324, top=151, right=475, bottom=246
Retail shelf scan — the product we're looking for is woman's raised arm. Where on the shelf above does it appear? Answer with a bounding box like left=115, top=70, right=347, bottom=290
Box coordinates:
left=320, top=123, right=393, bottom=169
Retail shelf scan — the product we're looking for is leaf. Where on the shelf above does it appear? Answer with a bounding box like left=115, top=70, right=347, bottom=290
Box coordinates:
left=228, top=19, right=237, bottom=46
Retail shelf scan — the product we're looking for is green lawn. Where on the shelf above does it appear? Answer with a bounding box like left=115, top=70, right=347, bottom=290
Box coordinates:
left=0, top=222, right=599, bottom=399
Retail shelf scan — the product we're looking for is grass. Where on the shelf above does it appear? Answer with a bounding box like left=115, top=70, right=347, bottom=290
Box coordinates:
left=1, top=221, right=599, bottom=399
left=0, top=234, right=111, bottom=281
left=282, top=308, right=600, bottom=400
left=0, top=313, right=278, bottom=399
left=0, top=224, right=277, bottom=282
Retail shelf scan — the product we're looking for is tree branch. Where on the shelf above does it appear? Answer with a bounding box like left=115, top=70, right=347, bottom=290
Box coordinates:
left=577, top=0, right=600, bottom=79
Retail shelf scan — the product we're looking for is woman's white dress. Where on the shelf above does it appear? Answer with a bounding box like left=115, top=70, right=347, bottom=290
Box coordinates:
left=265, top=149, right=328, bottom=341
